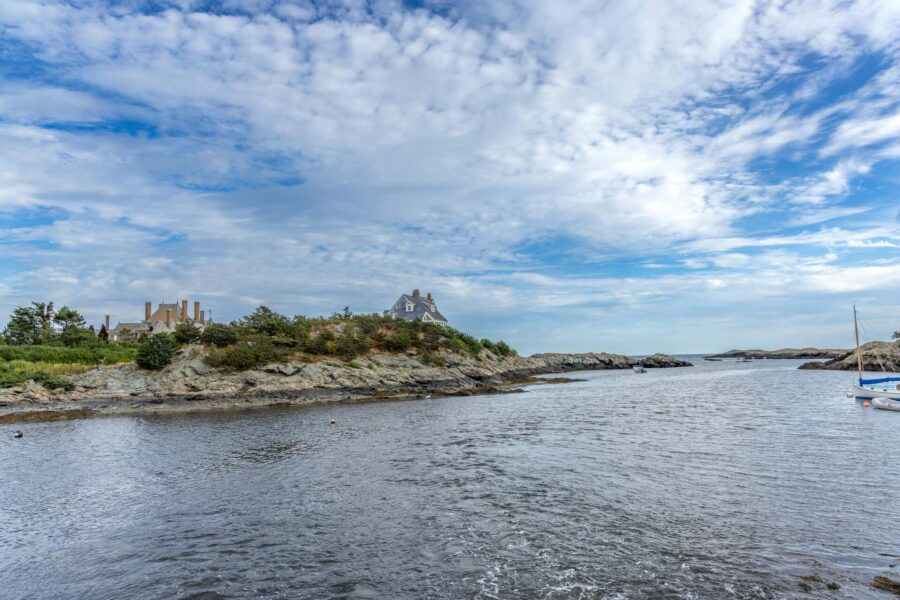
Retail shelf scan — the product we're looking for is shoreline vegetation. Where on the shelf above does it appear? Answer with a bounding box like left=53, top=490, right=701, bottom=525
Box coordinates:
left=0, top=303, right=691, bottom=423
left=710, top=343, right=900, bottom=372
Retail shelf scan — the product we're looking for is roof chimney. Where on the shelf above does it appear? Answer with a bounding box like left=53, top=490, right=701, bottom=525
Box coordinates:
left=105, top=315, right=110, bottom=330
left=145, top=302, right=152, bottom=321
left=200, top=310, right=205, bottom=324
left=166, top=309, right=172, bottom=327
left=181, top=299, right=188, bottom=322
left=426, top=292, right=432, bottom=301
left=412, top=289, right=420, bottom=297
left=194, top=301, right=200, bottom=322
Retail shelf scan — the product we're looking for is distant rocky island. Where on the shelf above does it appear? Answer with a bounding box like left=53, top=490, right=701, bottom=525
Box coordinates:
left=706, top=348, right=850, bottom=360
left=798, top=341, right=899, bottom=372
left=0, top=349, right=691, bottom=423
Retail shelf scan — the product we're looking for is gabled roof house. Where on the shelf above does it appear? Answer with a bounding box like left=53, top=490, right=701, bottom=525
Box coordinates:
left=384, top=289, right=448, bottom=326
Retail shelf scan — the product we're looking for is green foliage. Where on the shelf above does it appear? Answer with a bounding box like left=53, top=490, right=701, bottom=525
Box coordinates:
left=419, top=354, right=445, bottom=367
left=204, top=337, right=287, bottom=371
left=0, top=344, right=135, bottom=365
left=384, top=328, right=417, bottom=352
left=334, top=330, right=370, bottom=359
left=495, top=341, right=515, bottom=357
left=173, top=322, right=201, bottom=345
left=238, top=306, right=292, bottom=338
left=0, top=362, right=74, bottom=390
left=200, top=323, right=239, bottom=347
left=136, top=335, right=177, bottom=370
left=893, top=330, right=900, bottom=341
left=3, top=302, right=57, bottom=345
left=53, top=306, right=85, bottom=331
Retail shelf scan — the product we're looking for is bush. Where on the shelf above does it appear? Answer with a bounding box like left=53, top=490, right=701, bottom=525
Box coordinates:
left=384, top=329, right=417, bottom=352
left=334, top=330, right=371, bottom=360
left=495, top=341, right=515, bottom=357
left=200, top=323, right=239, bottom=348
left=204, top=337, right=286, bottom=371
left=0, top=344, right=135, bottom=365
left=173, top=322, right=201, bottom=345
left=136, top=335, right=177, bottom=370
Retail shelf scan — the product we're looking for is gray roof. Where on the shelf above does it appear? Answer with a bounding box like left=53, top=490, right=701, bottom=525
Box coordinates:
left=385, top=294, right=448, bottom=324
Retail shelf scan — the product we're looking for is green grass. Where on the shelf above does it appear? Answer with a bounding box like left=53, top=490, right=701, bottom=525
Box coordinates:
left=0, top=344, right=136, bottom=389
left=0, top=344, right=136, bottom=365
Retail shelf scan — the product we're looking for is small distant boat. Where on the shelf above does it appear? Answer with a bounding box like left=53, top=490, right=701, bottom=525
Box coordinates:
left=850, top=306, right=900, bottom=401
left=872, top=398, right=900, bottom=412
left=632, top=365, right=647, bottom=373
left=739, top=358, right=753, bottom=363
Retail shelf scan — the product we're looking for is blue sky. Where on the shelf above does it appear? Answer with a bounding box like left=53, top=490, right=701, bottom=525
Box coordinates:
left=0, top=0, right=898, bottom=355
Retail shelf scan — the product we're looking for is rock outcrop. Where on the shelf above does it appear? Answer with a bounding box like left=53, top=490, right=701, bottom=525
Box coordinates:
left=706, top=347, right=850, bottom=360
left=798, top=341, right=899, bottom=371
left=0, top=347, right=692, bottom=420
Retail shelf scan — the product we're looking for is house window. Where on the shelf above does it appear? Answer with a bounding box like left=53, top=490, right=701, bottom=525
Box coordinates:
left=406, top=302, right=414, bottom=312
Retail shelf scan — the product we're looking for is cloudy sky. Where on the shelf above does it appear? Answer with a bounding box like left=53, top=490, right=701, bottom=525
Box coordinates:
left=1, top=0, right=899, bottom=354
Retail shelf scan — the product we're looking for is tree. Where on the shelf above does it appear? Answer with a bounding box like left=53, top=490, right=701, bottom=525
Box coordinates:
left=200, top=323, right=238, bottom=347
left=53, top=306, right=86, bottom=331
left=3, top=302, right=57, bottom=345
left=173, top=322, right=201, bottom=345
left=98, top=324, right=109, bottom=343
left=136, top=334, right=177, bottom=370
left=54, top=306, right=91, bottom=347
left=239, top=306, right=291, bottom=337
left=893, top=330, right=900, bottom=341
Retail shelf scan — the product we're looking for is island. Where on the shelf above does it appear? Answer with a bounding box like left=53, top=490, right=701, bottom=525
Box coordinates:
left=798, top=341, right=899, bottom=371
left=705, top=348, right=850, bottom=360
left=0, top=303, right=692, bottom=423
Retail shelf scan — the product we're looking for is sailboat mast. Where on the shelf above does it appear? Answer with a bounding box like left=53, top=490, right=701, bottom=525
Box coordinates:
left=854, top=305, right=863, bottom=382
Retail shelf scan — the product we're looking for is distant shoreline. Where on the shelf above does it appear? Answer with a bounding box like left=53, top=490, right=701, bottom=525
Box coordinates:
left=0, top=350, right=692, bottom=424
left=705, top=348, right=849, bottom=360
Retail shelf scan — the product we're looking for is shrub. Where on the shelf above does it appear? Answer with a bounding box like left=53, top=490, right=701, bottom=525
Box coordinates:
left=334, top=330, right=371, bottom=360
left=136, top=335, right=177, bottom=370
left=419, top=354, right=445, bottom=367
left=204, top=337, right=286, bottom=371
left=0, top=344, right=135, bottom=365
left=495, top=341, right=515, bottom=357
left=302, top=330, right=334, bottom=355
left=173, top=322, right=201, bottom=345
left=384, top=329, right=417, bottom=352
left=200, top=323, right=239, bottom=348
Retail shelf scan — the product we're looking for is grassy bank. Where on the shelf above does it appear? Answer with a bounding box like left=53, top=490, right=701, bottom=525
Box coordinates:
left=0, top=345, right=137, bottom=389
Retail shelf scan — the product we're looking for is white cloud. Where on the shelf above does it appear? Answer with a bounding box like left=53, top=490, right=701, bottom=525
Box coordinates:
left=0, top=0, right=899, bottom=352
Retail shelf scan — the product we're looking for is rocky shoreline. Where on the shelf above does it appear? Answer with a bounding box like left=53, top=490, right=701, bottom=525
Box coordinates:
left=706, top=347, right=850, bottom=360
left=798, top=342, right=899, bottom=372
left=0, top=348, right=692, bottom=423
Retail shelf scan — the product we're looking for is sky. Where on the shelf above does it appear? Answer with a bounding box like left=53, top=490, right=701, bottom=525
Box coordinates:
left=0, top=0, right=899, bottom=355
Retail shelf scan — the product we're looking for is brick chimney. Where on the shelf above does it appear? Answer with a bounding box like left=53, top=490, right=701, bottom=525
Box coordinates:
left=200, top=310, right=205, bottom=324
left=426, top=292, right=432, bottom=301
left=181, top=300, right=188, bottom=322
left=412, top=289, right=420, bottom=297
left=105, top=315, right=110, bottom=330
left=194, top=301, right=200, bottom=322
left=145, top=301, right=152, bottom=321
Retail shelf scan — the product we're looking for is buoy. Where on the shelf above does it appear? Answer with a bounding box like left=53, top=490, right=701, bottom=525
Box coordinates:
left=329, top=419, right=336, bottom=425
left=13, top=431, right=23, bottom=438
left=863, top=401, right=870, bottom=408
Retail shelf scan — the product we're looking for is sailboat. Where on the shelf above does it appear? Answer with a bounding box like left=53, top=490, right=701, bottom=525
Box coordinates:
left=850, top=306, right=900, bottom=403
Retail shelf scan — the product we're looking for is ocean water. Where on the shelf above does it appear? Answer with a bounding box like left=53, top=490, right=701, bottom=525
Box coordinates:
left=1, top=358, right=898, bottom=599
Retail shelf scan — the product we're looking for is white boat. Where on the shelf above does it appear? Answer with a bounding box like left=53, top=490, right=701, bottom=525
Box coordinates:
left=849, top=306, right=900, bottom=401
left=872, top=398, right=900, bottom=412
left=633, top=365, right=646, bottom=373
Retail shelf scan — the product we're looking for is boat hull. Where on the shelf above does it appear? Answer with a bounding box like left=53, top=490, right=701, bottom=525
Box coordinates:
left=872, top=398, right=900, bottom=411
left=852, top=384, right=900, bottom=400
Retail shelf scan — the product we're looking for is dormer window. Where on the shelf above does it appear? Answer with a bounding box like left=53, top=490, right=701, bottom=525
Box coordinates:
left=406, top=302, right=414, bottom=312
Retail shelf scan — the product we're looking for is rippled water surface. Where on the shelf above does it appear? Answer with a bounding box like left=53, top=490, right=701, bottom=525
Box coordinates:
left=2, top=359, right=899, bottom=599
